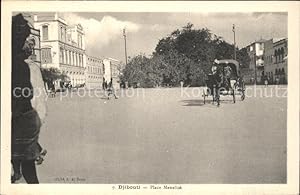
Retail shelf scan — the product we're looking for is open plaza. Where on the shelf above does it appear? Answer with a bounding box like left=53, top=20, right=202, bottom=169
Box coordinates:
left=28, top=85, right=288, bottom=184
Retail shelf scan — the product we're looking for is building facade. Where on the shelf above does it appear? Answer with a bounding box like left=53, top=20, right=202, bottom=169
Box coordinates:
left=33, top=13, right=86, bottom=87
left=86, top=56, right=104, bottom=89
left=246, top=39, right=266, bottom=84
left=264, top=38, right=288, bottom=84
left=103, top=58, right=121, bottom=89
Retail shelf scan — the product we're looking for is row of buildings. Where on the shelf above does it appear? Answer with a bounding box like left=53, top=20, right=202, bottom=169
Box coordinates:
left=244, top=37, right=288, bottom=84
left=25, top=13, right=121, bottom=89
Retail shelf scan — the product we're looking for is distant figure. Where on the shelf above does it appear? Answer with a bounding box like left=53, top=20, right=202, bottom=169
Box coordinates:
left=102, top=77, right=108, bottom=91
left=107, top=78, right=118, bottom=99
left=224, top=65, right=232, bottom=90
left=264, top=77, right=269, bottom=87
left=49, top=81, right=56, bottom=97
left=275, top=77, right=280, bottom=85
left=180, top=80, right=184, bottom=88
left=211, top=64, right=217, bottom=75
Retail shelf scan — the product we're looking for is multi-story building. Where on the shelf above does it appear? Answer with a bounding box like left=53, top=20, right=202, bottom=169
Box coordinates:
left=86, top=56, right=104, bottom=89
left=264, top=38, right=288, bottom=84
left=103, top=58, right=121, bottom=89
left=246, top=39, right=266, bottom=84
left=33, top=13, right=86, bottom=87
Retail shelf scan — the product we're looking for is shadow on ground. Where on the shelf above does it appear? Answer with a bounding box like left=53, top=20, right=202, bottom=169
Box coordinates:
left=181, top=99, right=236, bottom=107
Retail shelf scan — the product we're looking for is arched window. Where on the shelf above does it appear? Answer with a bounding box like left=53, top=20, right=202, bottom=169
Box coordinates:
left=75, top=53, right=78, bottom=66
left=69, top=51, right=71, bottom=65
left=59, top=48, right=63, bottom=63
left=281, top=48, right=284, bottom=62
left=79, top=54, right=81, bottom=67
left=42, top=25, right=48, bottom=40
left=60, top=26, right=63, bottom=41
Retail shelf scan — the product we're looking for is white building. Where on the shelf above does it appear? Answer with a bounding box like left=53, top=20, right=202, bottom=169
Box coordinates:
left=86, top=56, right=104, bottom=89
left=246, top=39, right=266, bottom=83
left=33, top=13, right=86, bottom=86
left=103, top=58, right=121, bottom=89
left=264, top=38, right=288, bottom=84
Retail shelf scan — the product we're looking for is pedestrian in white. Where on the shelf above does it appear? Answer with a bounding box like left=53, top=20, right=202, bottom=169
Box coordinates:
left=107, top=78, right=118, bottom=100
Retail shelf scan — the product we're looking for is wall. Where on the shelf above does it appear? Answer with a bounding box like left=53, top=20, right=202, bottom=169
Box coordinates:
left=86, top=56, right=104, bottom=89
left=103, top=59, right=112, bottom=81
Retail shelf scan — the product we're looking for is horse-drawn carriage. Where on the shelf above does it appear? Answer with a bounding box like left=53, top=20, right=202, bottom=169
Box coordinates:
left=202, top=59, right=245, bottom=106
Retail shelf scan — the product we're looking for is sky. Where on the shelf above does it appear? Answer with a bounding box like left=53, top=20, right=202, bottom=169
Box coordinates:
left=59, top=12, right=287, bottom=62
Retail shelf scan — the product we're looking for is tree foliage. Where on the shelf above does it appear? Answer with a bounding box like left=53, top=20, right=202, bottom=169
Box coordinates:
left=122, top=23, right=250, bottom=87
left=41, top=67, right=69, bottom=83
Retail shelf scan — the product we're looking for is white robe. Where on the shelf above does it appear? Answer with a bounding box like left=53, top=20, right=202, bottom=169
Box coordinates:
left=26, top=59, right=48, bottom=123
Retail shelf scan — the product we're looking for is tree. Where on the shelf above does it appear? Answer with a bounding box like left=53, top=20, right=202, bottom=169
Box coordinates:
left=236, top=47, right=251, bottom=68
left=122, top=54, right=149, bottom=87
left=40, top=67, right=69, bottom=83
left=122, top=23, right=251, bottom=88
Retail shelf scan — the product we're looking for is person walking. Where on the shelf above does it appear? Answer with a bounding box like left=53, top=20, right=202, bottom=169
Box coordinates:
left=107, top=78, right=118, bottom=99
left=11, top=14, right=47, bottom=184
left=264, top=77, right=269, bottom=87
left=102, top=77, right=106, bottom=91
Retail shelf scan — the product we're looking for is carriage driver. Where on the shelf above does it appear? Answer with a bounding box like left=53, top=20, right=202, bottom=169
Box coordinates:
left=212, top=59, right=219, bottom=75
left=224, top=63, right=232, bottom=90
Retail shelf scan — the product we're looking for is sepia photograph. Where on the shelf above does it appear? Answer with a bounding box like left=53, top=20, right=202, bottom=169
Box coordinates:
left=1, top=1, right=299, bottom=195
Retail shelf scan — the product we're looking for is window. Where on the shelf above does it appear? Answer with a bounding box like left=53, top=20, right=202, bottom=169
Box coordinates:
left=69, top=51, right=72, bottom=65
left=79, top=55, right=81, bottom=67
left=59, top=48, right=63, bottom=63
left=281, top=48, right=284, bottom=62
left=78, top=35, right=82, bottom=48
left=42, top=25, right=48, bottom=40
left=65, top=50, right=68, bottom=64
left=259, top=43, right=264, bottom=50
left=75, top=53, right=78, bottom=66
left=60, top=26, right=63, bottom=41
left=41, top=48, right=52, bottom=64
left=64, top=28, right=66, bottom=42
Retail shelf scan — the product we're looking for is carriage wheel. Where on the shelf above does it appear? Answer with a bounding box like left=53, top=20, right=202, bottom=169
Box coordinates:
left=241, top=89, right=245, bottom=101
left=214, top=86, right=220, bottom=106
left=216, top=95, right=220, bottom=106
left=203, top=88, right=206, bottom=104
left=232, top=89, right=236, bottom=103
left=241, top=83, right=245, bottom=101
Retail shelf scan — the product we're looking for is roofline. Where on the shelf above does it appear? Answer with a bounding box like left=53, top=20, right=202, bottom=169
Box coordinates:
left=273, top=38, right=288, bottom=45
left=87, top=55, right=104, bottom=61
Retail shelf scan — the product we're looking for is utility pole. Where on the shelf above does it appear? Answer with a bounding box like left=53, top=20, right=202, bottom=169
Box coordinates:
left=123, top=28, right=128, bottom=66
left=232, top=24, right=236, bottom=60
